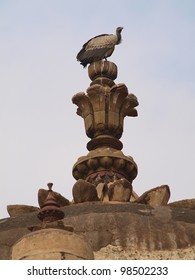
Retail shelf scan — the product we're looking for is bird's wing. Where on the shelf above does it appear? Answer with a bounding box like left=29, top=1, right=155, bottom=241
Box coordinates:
left=85, top=34, right=117, bottom=50
left=77, top=46, right=114, bottom=63
left=76, top=34, right=117, bottom=65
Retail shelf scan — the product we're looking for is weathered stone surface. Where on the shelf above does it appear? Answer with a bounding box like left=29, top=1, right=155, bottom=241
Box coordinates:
left=12, top=228, right=94, bottom=260
left=96, top=183, right=109, bottom=201
left=73, top=147, right=138, bottom=183
left=7, top=204, right=39, bottom=217
left=1, top=203, right=195, bottom=259
left=135, top=185, right=170, bottom=206
left=108, top=178, right=132, bottom=202
left=0, top=228, right=30, bottom=260
left=88, top=61, right=117, bottom=82
left=73, top=64, right=139, bottom=141
left=0, top=244, right=10, bottom=260
left=28, top=220, right=74, bottom=232
left=64, top=204, right=195, bottom=252
left=168, top=199, right=195, bottom=210
left=94, top=244, right=195, bottom=260
left=72, top=179, right=99, bottom=203
left=38, top=189, right=69, bottom=208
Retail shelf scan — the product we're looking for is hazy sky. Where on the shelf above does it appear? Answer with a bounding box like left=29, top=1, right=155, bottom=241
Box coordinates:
left=0, top=0, right=195, bottom=218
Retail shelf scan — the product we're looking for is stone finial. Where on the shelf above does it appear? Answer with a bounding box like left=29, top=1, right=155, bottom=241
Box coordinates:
left=47, top=182, right=53, bottom=191
left=72, top=60, right=139, bottom=202
left=37, top=183, right=65, bottom=222
left=88, top=61, right=117, bottom=87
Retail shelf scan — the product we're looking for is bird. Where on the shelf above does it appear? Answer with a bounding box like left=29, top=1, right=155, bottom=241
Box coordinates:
left=76, top=27, right=123, bottom=68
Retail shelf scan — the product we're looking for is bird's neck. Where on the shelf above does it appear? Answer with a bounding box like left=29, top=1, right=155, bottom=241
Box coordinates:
left=116, top=31, right=122, bottom=44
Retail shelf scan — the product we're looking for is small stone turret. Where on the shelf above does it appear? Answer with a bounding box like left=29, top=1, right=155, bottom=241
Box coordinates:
left=11, top=183, right=94, bottom=260
left=37, top=183, right=65, bottom=222
left=72, top=61, right=139, bottom=202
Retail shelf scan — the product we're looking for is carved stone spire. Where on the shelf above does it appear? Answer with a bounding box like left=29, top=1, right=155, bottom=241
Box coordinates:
left=38, top=183, right=65, bottom=222
left=72, top=61, right=139, bottom=201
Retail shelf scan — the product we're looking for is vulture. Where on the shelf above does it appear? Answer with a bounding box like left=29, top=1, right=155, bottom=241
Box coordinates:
left=77, top=27, right=123, bottom=67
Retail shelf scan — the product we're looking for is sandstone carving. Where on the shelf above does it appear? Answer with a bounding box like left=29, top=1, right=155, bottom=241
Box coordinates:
left=38, top=183, right=65, bottom=222
left=38, top=188, right=69, bottom=208
left=72, top=179, right=99, bottom=203
left=72, top=61, right=138, bottom=203
left=7, top=205, right=39, bottom=217
left=72, top=62, right=138, bottom=140
left=134, top=185, right=170, bottom=206
left=96, top=183, right=109, bottom=201
left=108, top=178, right=132, bottom=202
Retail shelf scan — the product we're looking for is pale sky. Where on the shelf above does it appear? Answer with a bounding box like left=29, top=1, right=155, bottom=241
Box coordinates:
left=0, top=0, right=195, bottom=218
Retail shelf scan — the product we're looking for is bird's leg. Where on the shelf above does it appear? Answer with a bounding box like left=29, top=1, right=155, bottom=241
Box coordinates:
left=104, top=57, right=107, bottom=61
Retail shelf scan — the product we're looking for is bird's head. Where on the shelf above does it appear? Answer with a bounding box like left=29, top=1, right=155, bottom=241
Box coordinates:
left=116, top=27, right=123, bottom=33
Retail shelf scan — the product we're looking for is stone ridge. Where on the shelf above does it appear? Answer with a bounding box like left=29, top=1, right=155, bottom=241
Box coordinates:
left=0, top=203, right=195, bottom=259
